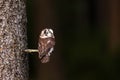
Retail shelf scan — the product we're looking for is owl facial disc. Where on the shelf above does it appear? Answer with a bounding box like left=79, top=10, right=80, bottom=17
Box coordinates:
left=40, top=28, right=54, bottom=38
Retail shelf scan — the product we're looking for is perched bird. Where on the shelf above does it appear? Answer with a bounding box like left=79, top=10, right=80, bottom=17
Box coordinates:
left=38, top=28, right=55, bottom=63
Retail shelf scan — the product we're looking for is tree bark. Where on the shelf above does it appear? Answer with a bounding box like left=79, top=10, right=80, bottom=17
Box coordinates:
left=0, top=0, right=28, bottom=80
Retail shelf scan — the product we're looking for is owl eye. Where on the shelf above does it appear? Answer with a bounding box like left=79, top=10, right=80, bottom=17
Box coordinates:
left=44, top=30, right=48, bottom=36
left=44, top=30, right=46, bottom=33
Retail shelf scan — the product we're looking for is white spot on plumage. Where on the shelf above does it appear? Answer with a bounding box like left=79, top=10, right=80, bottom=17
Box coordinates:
left=48, top=47, right=54, bottom=56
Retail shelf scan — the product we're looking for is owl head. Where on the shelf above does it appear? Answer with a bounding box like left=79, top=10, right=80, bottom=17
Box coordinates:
left=40, top=28, right=54, bottom=38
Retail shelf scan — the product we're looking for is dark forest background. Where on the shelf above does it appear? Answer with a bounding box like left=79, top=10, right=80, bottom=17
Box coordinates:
left=26, top=0, right=120, bottom=80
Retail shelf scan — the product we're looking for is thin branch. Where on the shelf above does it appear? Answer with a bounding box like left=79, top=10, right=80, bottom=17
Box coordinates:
left=24, top=49, right=38, bottom=53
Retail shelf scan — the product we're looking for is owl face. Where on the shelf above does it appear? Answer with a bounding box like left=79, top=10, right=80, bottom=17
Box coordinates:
left=40, top=28, right=54, bottom=38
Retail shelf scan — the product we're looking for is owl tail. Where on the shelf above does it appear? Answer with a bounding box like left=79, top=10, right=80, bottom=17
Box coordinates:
left=41, top=55, right=50, bottom=63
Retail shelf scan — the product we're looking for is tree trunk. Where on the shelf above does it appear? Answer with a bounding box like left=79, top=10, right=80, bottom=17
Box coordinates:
left=0, top=0, right=28, bottom=80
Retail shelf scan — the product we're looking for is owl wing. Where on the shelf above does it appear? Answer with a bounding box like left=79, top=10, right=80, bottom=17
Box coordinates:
left=45, top=38, right=55, bottom=55
left=38, top=38, right=46, bottom=59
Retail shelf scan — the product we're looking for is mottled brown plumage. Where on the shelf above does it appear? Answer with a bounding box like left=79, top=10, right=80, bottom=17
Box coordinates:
left=38, top=28, right=55, bottom=63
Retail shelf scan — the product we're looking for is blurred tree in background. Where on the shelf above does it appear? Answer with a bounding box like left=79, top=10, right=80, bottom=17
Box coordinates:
left=27, top=0, right=120, bottom=80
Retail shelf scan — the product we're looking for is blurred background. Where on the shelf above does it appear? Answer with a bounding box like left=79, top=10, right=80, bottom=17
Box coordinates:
left=26, top=0, right=120, bottom=80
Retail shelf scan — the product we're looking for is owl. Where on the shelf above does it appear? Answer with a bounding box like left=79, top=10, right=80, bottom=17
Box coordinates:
left=38, top=28, right=55, bottom=63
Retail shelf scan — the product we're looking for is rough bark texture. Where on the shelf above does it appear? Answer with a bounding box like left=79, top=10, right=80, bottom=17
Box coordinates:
left=0, top=0, right=28, bottom=80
